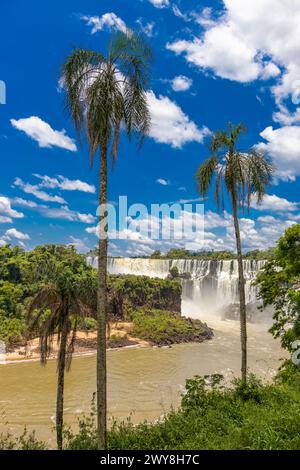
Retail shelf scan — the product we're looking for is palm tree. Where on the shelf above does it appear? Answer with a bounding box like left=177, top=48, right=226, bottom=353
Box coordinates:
left=61, top=31, right=152, bottom=449
left=26, top=245, right=96, bottom=450
left=196, top=123, right=272, bottom=383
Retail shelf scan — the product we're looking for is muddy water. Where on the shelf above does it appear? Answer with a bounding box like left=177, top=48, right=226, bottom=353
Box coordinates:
left=0, top=315, right=286, bottom=447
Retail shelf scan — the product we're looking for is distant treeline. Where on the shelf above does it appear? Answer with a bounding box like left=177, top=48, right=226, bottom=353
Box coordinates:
left=87, top=248, right=275, bottom=261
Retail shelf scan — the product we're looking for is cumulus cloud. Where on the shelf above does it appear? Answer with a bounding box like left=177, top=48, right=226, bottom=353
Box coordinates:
left=0, top=196, right=24, bottom=222
left=251, top=193, right=299, bottom=212
left=33, top=174, right=96, bottom=193
left=171, top=75, right=193, bottom=92
left=81, top=12, right=127, bottom=34
left=11, top=116, right=77, bottom=151
left=149, top=0, right=169, bottom=8
left=13, top=178, right=66, bottom=204
left=257, top=126, right=300, bottom=181
left=39, top=205, right=95, bottom=224
left=5, top=228, right=30, bottom=241
left=147, top=91, right=210, bottom=148
left=167, top=0, right=300, bottom=119
left=88, top=202, right=299, bottom=255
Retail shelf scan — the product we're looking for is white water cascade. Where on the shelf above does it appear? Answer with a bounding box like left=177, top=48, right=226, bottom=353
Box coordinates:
left=87, top=257, right=267, bottom=322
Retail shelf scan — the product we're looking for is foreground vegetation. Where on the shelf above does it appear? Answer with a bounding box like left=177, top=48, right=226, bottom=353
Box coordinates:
left=2, top=368, right=300, bottom=450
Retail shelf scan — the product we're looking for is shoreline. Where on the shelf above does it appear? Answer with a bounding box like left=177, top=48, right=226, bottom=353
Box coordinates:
left=0, top=343, right=148, bottom=366
left=0, top=323, right=151, bottom=366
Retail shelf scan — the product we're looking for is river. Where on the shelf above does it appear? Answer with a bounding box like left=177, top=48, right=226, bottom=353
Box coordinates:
left=0, top=309, right=286, bottom=447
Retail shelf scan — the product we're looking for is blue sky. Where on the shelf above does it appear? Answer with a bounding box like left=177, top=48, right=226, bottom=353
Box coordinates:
left=0, top=0, right=300, bottom=256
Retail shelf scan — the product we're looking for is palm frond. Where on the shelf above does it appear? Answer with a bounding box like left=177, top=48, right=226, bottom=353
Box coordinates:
left=196, top=155, right=219, bottom=198
left=61, top=49, right=105, bottom=142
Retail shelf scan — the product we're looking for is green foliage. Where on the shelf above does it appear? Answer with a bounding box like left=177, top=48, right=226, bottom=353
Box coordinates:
left=168, top=266, right=179, bottom=279
left=75, top=317, right=97, bottom=331
left=256, top=224, right=300, bottom=352
left=63, top=373, right=300, bottom=450
left=150, top=250, right=161, bottom=259
left=108, top=275, right=182, bottom=319
left=131, top=309, right=210, bottom=346
left=0, top=244, right=97, bottom=347
left=62, top=31, right=152, bottom=167
left=26, top=245, right=97, bottom=366
left=0, top=428, right=45, bottom=450
left=244, top=248, right=275, bottom=261
left=0, top=315, right=25, bottom=344
left=196, top=122, right=272, bottom=211
left=149, top=248, right=273, bottom=260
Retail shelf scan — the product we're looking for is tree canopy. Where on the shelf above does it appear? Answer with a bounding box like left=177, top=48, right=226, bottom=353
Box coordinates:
left=256, top=224, right=300, bottom=351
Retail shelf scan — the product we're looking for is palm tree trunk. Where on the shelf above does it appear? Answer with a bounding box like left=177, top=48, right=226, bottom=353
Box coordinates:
left=56, top=315, right=68, bottom=450
left=97, top=143, right=108, bottom=450
left=231, top=194, right=247, bottom=383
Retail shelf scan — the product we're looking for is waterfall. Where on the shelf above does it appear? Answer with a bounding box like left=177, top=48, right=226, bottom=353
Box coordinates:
left=86, top=256, right=266, bottom=321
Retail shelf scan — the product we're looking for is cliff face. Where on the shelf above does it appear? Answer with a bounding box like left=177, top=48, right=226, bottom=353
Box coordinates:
left=108, top=275, right=182, bottom=320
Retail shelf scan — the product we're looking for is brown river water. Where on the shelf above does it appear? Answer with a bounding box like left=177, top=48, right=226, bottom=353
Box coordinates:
left=0, top=311, right=287, bottom=447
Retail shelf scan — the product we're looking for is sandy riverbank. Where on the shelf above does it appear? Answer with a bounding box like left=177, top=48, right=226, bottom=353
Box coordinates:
left=2, top=322, right=150, bottom=364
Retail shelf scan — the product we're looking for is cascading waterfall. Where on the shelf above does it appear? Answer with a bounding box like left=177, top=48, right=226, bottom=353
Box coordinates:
left=86, top=256, right=267, bottom=322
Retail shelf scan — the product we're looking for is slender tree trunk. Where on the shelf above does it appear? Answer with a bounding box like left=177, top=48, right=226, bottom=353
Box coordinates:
left=56, top=315, right=68, bottom=450
left=97, top=143, right=108, bottom=450
left=231, top=193, right=247, bottom=383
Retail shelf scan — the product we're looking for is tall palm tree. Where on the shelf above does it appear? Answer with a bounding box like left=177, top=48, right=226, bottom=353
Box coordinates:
left=196, top=123, right=272, bottom=383
left=61, top=31, right=152, bottom=449
left=26, top=245, right=96, bottom=450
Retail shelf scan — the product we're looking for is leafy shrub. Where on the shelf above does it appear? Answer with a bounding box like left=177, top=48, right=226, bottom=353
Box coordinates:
left=0, top=315, right=25, bottom=344
left=0, top=429, right=45, bottom=450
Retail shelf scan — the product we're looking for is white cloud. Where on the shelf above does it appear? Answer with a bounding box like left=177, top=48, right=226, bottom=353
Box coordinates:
left=14, top=178, right=66, bottom=204
left=147, top=91, right=210, bottom=148
left=167, top=27, right=260, bottom=83
left=136, top=18, right=155, bottom=37
left=87, top=205, right=299, bottom=255
left=172, top=5, right=190, bottom=22
left=0, top=196, right=24, bottom=221
left=166, top=0, right=300, bottom=117
left=156, top=178, right=169, bottom=186
left=86, top=226, right=97, bottom=234
left=257, top=125, right=300, bottom=181
left=5, top=228, right=30, bottom=241
left=252, top=193, right=299, bottom=212
left=40, top=205, right=95, bottom=224
left=68, top=236, right=90, bottom=253
left=171, top=75, right=193, bottom=92
left=11, top=116, right=77, bottom=151
left=81, top=12, right=127, bottom=34
left=12, top=197, right=38, bottom=208
left=33, top=174, right=96, bottom=193
left=192, top=7, right=215, bottom=28
left=149, top=0, right=169, bottom=8
left=0, top=216, right=12, bottom=223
